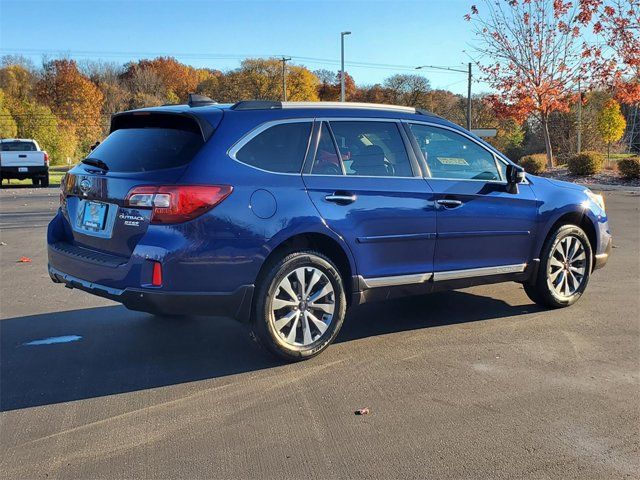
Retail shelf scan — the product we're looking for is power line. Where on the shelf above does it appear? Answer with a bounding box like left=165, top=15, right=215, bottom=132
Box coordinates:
left=0, top=48, right=471, bottom=75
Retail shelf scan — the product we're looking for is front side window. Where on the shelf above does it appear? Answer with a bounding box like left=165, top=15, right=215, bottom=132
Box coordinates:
left=311, top=121, right=413, bottom=177
left=409, top=124, right=502, bottom=181
left=235, top=122, right=312, bottom=173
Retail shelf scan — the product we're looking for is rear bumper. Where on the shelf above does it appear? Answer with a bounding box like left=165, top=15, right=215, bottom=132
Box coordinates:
left=48, top=266, right=254, bottom=321
left=0, top=165, right=48, bottom=179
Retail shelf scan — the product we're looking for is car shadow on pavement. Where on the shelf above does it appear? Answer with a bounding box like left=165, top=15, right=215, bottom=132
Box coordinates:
left=1, top=290, right=541, bottom=411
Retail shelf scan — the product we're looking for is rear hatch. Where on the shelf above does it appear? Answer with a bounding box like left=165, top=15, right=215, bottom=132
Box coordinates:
left=0, top=141, right=45, bottom=167
left=61, top=110, right=219, bottom=258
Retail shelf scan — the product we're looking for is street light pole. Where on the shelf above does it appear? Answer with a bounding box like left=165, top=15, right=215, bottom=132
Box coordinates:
left=416, top=63, right=473, bottom=131
left=280, top=57, right=291, bottom=102
left=340, top=31, right=351, bottom=102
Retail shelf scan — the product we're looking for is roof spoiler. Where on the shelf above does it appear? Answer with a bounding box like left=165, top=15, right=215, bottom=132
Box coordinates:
left=188, top=93, right=217, bottom=107
left=110, top=111, right=215, bottom=142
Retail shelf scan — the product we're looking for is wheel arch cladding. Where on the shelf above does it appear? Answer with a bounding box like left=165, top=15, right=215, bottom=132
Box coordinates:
left=540, top=210, right=597, bottom=265
left=257, top=232, right=355, bottom=301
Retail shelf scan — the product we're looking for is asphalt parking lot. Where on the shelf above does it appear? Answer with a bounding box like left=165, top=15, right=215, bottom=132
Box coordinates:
left=1, top=185, right=639, bottom=479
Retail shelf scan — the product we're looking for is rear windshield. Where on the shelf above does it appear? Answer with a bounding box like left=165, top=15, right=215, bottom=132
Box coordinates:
left=1, top=141, right=37, bottom=151
left=87, top=127, right=204, bottom=172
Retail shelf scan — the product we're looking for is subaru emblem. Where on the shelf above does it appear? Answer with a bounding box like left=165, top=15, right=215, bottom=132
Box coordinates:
left=79, top=178, right=91, bottom=195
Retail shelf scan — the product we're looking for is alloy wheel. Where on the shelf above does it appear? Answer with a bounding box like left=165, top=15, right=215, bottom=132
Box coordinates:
left=547, top=235, right=587, bottom=298
left=270, top=266, right=335, bottom=347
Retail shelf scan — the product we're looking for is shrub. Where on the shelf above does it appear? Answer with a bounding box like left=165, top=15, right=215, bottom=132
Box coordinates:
left=567, top=151, right=604, bottom=176
left=518, top=154, right=547, bottom=174
left=617, top=157, right=640, bottom=179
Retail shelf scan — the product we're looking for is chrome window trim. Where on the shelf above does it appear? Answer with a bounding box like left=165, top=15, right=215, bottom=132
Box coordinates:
left=403, top=120, right=530, bottom=185
left=227, top=118, right=314, bottom=175
left=306, top=117, right=418, bottom=179
left=362, top=263, right=527, bottom=288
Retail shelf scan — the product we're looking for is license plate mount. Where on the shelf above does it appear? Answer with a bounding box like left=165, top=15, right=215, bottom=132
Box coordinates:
left=81, top=201, right=108, bottom=231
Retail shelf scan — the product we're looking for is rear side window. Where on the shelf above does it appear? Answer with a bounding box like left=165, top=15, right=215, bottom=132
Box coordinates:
left=234, top=122, right=312, bottom=173
left=89, top=128, right=204, bottom=173
left=1, top=141, right=37, bottom=151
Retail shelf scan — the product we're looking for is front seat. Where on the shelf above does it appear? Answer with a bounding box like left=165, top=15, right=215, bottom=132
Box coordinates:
left=350, top=145, right=390, bottom=176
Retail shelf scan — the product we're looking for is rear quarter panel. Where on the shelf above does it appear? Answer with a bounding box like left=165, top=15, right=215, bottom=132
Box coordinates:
left=172, top=116, right=357, bottom=292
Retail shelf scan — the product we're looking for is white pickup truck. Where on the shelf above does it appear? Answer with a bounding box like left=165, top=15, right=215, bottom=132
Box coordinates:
left=0, top=138, right=50, bottom=187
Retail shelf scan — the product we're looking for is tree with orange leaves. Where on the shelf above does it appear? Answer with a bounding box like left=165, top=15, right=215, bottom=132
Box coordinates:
left=582, top=0, right=639, bottom=104
left=36, top=59, right=104, bottom=151
left=466, top=0, right=596, bottom=169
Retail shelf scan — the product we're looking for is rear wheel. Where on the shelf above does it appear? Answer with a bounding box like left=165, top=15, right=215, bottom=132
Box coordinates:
left=524, top=224, right=592, bottom=308
left=31, top=177, right=40, bottom=187
left=41, top=176, right=49, bottom=188
left=251, top=250, right=347, bottom=361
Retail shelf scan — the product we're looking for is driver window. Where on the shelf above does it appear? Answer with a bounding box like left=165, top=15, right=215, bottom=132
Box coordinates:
left=311, top=121, right=413, bottom=177
left=409, top=124, right=501, bottom=181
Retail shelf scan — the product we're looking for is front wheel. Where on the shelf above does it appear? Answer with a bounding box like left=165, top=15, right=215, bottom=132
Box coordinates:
left=251, top=250, right=347, bottom=361
left=524, top=224, right=592, bottom=308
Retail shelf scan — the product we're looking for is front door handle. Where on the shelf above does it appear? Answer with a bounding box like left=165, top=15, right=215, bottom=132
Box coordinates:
left=437, top=199, right=463, bottom=209
left=325, top=192, right=357, bottom=204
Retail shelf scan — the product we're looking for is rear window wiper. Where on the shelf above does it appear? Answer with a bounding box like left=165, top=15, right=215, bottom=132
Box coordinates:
left=81, top=157, right=109, bottom=171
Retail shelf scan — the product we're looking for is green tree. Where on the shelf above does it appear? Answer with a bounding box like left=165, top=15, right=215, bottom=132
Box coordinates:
left=0, top=89, right=18, bottom=138
left=597, top=99, right=626, bottom=161
left=13, top=100, right=77, bottom=164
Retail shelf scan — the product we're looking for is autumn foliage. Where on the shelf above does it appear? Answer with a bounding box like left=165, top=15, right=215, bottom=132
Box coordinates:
left=467, top=0, right=639, bottom=168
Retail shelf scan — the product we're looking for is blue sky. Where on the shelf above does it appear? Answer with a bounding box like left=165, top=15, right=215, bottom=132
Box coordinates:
left=0, top=0, right=483, bottom=94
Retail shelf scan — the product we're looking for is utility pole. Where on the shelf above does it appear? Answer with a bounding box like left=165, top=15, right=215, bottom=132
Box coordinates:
left=467, top=62, right=472, bottom=131
left=416, top=63, right=472, bottom=130
left=340, top=31, right=351, bottom=102
left=577, top=76, right=582, bottom=154
left=280, top=57, right=291, bottom=102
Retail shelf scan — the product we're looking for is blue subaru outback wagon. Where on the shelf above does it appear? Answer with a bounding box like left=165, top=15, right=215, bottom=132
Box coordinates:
left=48, top=96, right=611, bottom=360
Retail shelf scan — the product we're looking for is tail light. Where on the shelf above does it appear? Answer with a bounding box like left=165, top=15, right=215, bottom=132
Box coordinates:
left=125, top=185, right=233, bottom=224
left=152, top=261, right=163, bottom=286
left=43, top=152, right=49, bottom=166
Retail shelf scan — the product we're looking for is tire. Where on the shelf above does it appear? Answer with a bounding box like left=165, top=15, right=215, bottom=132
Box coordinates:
left=41, top=176, right=49, bottom=188
left=524, top=224, right=592, bottom=308
left=31, top=177, right=40, bottom=187
left=251, top=250, right=347, bottom=361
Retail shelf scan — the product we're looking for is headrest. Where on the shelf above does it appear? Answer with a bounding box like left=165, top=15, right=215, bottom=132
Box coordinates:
left=352, top=145, right=385, bottom=166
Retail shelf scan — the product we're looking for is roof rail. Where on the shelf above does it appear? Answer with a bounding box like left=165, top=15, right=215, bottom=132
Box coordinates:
left=188, top=93, right=217, bottom=107
left=231, top=100, right=282, bottom=110
left=229, top=100, right=422, bottom=113
left=281, top=101, right=417, bottom=113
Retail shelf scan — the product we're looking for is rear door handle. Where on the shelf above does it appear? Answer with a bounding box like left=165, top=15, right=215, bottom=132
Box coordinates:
left=325, top=193, right=357, bottom=204
left=436, top=199, right=463, bottom=208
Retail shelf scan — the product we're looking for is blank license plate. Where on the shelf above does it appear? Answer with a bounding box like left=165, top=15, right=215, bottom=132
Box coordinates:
left=81, top=201, right=108, bottom=231
left=18, top=167, right=28, bottom=172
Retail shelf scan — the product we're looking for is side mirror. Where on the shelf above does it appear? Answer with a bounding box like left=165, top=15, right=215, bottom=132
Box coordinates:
left=506, top=164, right=525, bottom=193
